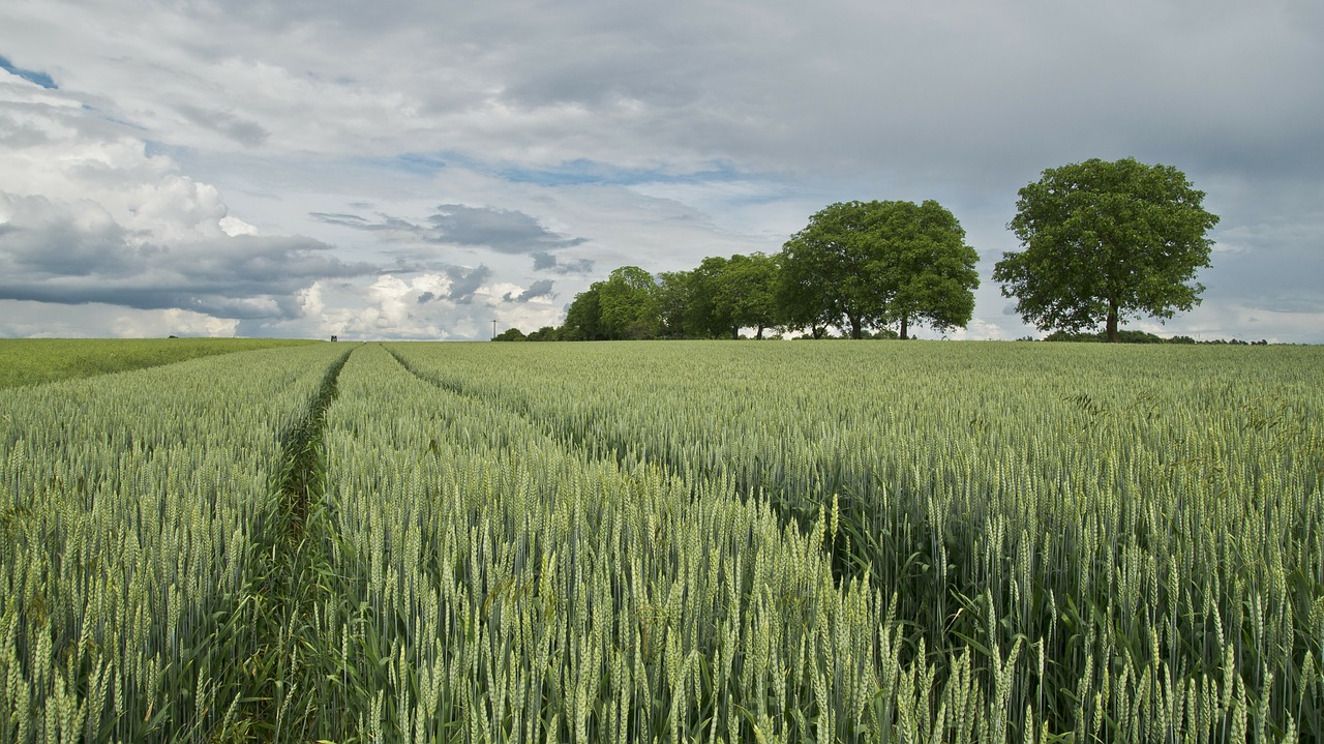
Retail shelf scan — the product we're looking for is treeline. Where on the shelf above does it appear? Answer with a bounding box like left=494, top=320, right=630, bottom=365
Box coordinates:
left=497, top=199, right=979, bottom=341
left=498, top=158, right=1226, bottom=343
left=1038, top=330, right=1272, bottom=345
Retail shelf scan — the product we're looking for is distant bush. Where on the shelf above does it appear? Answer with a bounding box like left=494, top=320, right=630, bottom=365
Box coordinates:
left=1044, top=329, right=1166, bottom=343
left=1041, top=330, right=1270, bottom=345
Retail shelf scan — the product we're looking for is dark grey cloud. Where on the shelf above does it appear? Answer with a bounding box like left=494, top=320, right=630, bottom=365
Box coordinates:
left=531, top=250, right=595, bottom=274
left=311, top=204, right=586, bottom=255
left=177, top=104, right=269, bottom=146
left=503, top=279, right=554, bottom=303
left=428, top=204, right=586, bottom=252
left=444, top=263, right=491, bottom=303
left=0, top=194, right=374, bottom=319
left=414, top=264, right=492, bottom=305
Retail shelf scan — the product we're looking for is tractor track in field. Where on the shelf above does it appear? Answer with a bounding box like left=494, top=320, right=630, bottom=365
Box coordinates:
left=383, top=344, right=654, bottom=475
left=381, top=344, right=871, bottom=582
left=276, top=346, right=353, bottom=536
left=231, top=344, right=355, bottom=742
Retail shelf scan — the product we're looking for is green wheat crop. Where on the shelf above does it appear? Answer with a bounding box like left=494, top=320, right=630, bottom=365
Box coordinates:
left=3, top=339, right=1320, bottom=742
left=0, top=343, right=345, bottom=741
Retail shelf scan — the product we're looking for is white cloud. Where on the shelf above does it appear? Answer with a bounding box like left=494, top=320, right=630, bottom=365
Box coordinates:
left=1130, top=303, right=1324, bottom=344
left=945, top=318, right=1011, bottom=341
left=0, top=300, right=238, bottom=338
left=0, top=64, right=374, bottom=325
left=219, top=214, right=259, bottom=236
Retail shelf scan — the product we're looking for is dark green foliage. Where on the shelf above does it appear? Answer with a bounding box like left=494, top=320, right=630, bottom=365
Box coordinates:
left=562, top=283, right=605, bottom=340
left=683, top=256, right=737, bottom=338
left=1037, top=330, right=1269, bottom=345
left=779, top=200, right=979, bottom=339
left=513, top=199, right=977, bottom=342
left=655, top=253, right=781, bottom=339
left=525, top=326, right=563, bottom=341
left=492, top=328, right=527, bottom=341
left=779, top=201, right=882, bottom=338
left=1044, top=329, right=1169, bottom=343
left=884, top=200, right=980, bottom=337
left=719, top=252, right=780, bottom=338
left=597, top=266, right=661, bottom=339
left=994, top=157, right=1220, bottom=342
left=560, top=267, right=661, bottom=340
left=655, top=269, right=699, bottom=338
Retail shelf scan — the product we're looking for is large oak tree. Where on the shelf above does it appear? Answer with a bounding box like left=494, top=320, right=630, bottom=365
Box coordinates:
left=994, top=158, right=1219, bottom=342
left=597, top=266, right=660, bottom=339
left=779, top=200, right=978, bottom=339
left=875, top=200, right=979, bottom=338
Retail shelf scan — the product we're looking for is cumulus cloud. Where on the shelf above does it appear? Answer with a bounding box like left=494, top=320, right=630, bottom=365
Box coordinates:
left=0, top=62, right=376, bottom=324
left=266, top=268, right=560, bottom=340
left=0, top=194, right=371, bottom=317
left=0, top=300, right=238, bottom=338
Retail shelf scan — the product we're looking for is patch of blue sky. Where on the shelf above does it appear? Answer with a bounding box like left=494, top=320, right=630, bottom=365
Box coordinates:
left=358, top=149, right=761, bottom=190
left=0, top=54, right=57, bottom=89
left=496, top=159, right=746, bottom=187
left=349, top=151, right=452, bottom=177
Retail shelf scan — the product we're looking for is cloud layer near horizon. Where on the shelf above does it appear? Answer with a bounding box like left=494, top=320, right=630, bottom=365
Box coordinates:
left=1, top=0, right=1320, bottom=341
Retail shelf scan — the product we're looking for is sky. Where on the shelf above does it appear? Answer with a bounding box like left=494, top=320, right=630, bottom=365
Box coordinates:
left=0, top=0, right=1320, bottom=341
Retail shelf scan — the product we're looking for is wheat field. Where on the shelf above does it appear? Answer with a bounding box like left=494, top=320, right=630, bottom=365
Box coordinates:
left=1, top=340, right=1319, bottom=741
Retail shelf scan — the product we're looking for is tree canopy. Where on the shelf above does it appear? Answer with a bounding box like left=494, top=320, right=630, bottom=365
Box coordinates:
left=875, top=200, right=979, bottom=338
left=653, top=253, right=781, bottom=339
left=562, top=267, right=662, bottom=340
left=779, top=200, right=978, bottom=338
left=597, top=266, right=660, bottom=339
left=780, top=201, right=880, bottom=339
left=993, top=157, right=1219, bottom=342
left=561, top=283, right=604, bottom=340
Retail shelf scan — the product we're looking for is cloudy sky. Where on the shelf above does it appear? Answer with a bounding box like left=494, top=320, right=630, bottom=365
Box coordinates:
left=1, top=0, right=1320, bottom=341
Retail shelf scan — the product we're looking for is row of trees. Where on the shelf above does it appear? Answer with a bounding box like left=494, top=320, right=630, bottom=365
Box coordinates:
left=499, top=257, right=782, bottom=342
left=501, top=200, right=980, bottom=342
left=497, top=158, right=1220, bottom=343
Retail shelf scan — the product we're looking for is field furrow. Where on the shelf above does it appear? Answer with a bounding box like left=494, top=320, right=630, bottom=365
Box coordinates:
left=304, top=344, right=889, bottom=742
left=0, top=343, right=348, bottom=741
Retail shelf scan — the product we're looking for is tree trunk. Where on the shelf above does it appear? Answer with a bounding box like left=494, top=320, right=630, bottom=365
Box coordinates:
left=899, top=314, right=909, bottom=340
left=731, top=325, right=740, bottom=339
left=756, top=325, right=765, bottom=340
left=812, top=325, right=825, bottom=339
left=848, top=314, right=862, bottom=339
left=1106, top=300, right=1120, bottom=343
